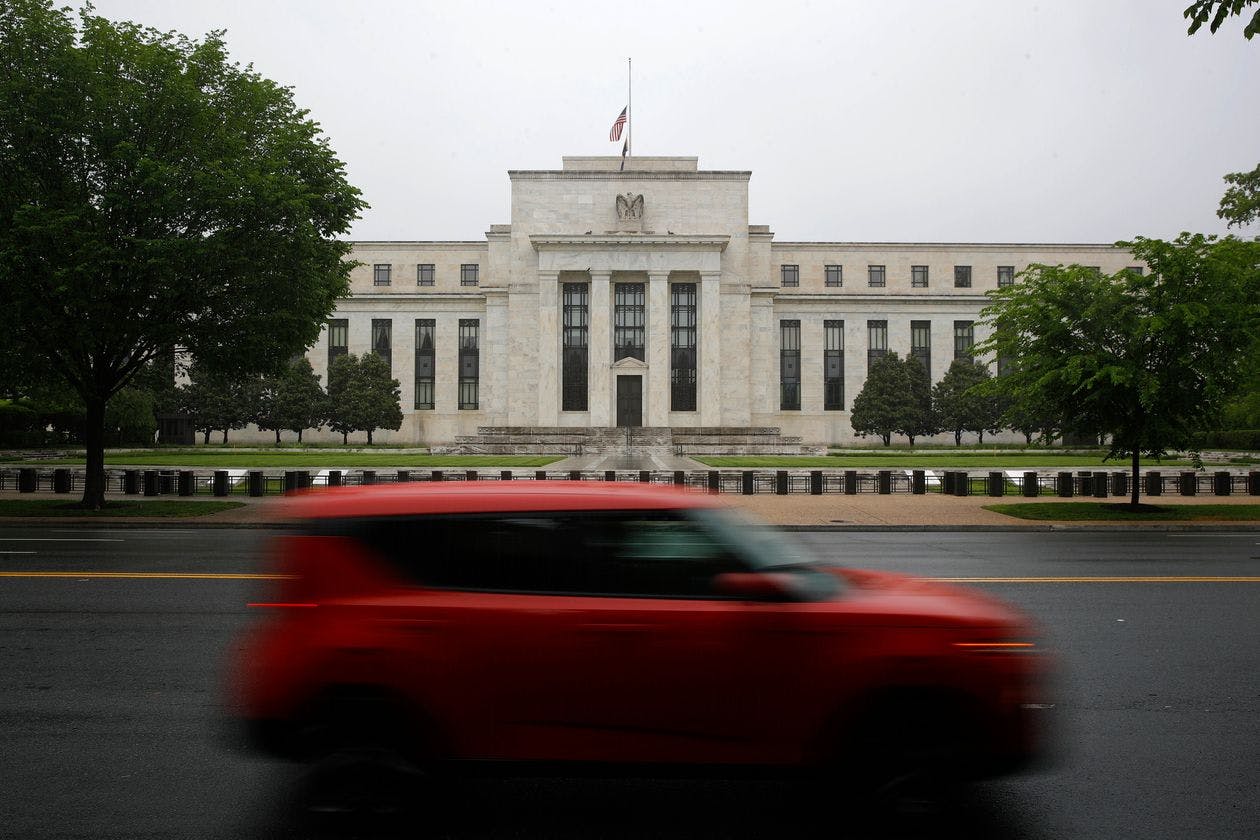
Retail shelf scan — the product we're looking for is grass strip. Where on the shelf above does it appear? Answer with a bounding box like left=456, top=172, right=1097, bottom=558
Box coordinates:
left=984, top=502, right=1260, bottom=521
left=3, top=454, right=564, bottom=468
left=0, top=500, right=247, bottom=518
left=695, top=455, right=1194, bottom=468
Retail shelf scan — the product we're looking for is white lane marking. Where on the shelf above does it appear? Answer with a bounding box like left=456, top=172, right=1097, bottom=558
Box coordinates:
left=0, top=538, right=123, bottom=542
left=0, top=551, right=36, bottom=554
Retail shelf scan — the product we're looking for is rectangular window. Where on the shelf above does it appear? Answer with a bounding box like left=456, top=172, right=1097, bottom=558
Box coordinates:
left=954, top=320, right=974, bottom=360
left=954, top=265, right=972, bottom=288
left=613, top=283, right=645, bottom=361
left=1085, top=265, right=1101, bottom=275
left=867, top=319, right=888, bottom=368
left=1127, top=265, right=1144, bottom=276
left=910, top=320, right=931, bottom=381
left=868, top=265, right=886, bottom=288
left=824, top=320, right=844, bottom=410
left=997, top=265, right=1014, bottom=287
left=371, top=318, right=392, bottom=371
left=997, top=355, right=1013, bottom=378
left=911, top=265, right=929, bottom=288
left=460, top=264, right=479, bottom=287
left=414, top=319, right=435, bottom=410
left=417, top=264, right=434, bottom=286
left=824, top=265, right=842, bottom=287
left=780, top=320, right=801, bottom=410
left=373, top=264, right=391, bottom=286
left=562, top=283, right=589, bottom=411
left=327, top=318, right=348, bottom=369
left=458, top=319, right=479, bottom=409
left=781, top=265, right=799, bottom=288
left=670, top=283, right=697, bottom=411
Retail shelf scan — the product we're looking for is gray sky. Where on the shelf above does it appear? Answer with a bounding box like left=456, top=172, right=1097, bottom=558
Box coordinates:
left=89, top=0, right=1260, bottom=243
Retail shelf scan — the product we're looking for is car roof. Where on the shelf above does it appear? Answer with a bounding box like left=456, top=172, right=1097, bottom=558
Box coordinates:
left=277, top=481, right=723, bottom=520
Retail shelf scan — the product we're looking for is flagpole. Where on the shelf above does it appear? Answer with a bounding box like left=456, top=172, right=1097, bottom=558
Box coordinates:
left=627, top=57, right=632, bottom=161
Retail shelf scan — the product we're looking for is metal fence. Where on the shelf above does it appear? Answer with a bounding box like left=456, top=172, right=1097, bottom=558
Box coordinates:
left=3, top=466, right=1259, bottom=498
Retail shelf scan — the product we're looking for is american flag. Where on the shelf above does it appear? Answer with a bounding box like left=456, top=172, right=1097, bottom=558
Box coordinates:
left=609, top=107, right=627, bottom=141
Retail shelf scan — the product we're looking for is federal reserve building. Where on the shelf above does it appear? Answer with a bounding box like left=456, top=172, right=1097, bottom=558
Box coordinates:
left=304, top=155, right=1139, bottom=450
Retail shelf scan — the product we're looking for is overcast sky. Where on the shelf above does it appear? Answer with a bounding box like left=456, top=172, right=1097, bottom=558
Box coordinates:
left=89, top=0, right=1260, bottom=244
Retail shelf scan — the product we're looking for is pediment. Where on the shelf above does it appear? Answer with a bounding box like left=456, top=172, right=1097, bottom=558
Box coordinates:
left=610, top=356, right=648, bottom=370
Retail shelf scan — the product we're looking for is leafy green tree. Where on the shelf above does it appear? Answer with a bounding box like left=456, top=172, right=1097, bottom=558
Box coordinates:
left=850, top=353, right=912, bottom=446
left=0, top=2, right=364, bottom=507
left=1217, top=164, right=1260, bottom=229
left=978, top=236, right=1260, bottom=505
left=325, top=353, right=402, bottom=445
left=933, top=359, right=995, bottom=446
left=180, top=361, right=256, bottom=444
left=1000, top=392, right=1060, bottom=446
left=271, top=358, right=328, bottom=443
left=1184, top=0, right=1259, bottom=39
left=104, top=387, right=156, bottom=446
left=898, top=355, right=937, bottom=446
left=326, top=355, right=357, bottom=445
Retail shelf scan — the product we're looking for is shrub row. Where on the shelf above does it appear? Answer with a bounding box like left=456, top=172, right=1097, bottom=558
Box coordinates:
left=1200, top=429, right=1260, bottom=450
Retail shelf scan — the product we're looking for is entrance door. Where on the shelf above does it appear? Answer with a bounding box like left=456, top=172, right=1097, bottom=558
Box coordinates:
left=616, top=375, right=642, bottom=427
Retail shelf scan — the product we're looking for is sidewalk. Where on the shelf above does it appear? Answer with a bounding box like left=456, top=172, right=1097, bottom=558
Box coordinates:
left=2, top=487, right=1259, bottom=529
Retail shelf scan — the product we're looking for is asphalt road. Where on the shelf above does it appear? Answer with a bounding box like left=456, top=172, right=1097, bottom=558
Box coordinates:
left=1, top=527, right=1257, bottom=839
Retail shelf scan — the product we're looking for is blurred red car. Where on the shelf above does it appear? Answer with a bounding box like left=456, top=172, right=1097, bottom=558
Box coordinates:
left=227, top=482, right=1050, bottom=812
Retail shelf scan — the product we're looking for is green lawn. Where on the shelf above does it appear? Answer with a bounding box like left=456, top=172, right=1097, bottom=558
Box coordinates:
left=984, top=502, right=1260, bottom=521
left=0, top=500, right=246, bottom=517
left=694, top=454, right=1194, bottom=468
left=3, top=452, right=564, bottom=468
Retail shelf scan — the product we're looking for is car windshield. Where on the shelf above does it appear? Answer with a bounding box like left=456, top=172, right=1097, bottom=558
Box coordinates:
left=690, top=507, right=842, bottom=601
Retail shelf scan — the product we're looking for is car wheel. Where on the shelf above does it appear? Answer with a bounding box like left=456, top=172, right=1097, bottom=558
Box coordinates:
left=292, top=746, right=432, bottom=839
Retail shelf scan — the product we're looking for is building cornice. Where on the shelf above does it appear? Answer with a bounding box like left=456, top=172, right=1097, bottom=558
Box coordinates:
left=509, top=171, right=751, bottom=182
left=529, top=234, right=730, bottom=251
left=339, top=292, right=490, bottom=303
left=771, top=241, right=1128, bottom=251
left=769, top=292, right=993, bottom=305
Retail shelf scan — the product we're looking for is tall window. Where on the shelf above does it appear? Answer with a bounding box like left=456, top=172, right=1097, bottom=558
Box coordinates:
left=562, top=283, right=589, bottom=411
left=997, top=265, right=1014, bottom=287
left=417, top=264, right=435, bottom=286
left=414, top=319, right=435, bottom=410
left=911, top=265, right=929, bottom=288
left=781, top=265, right=799, bottom=288
left=954, top=265, right=972, bottom=288
left=458, top=319, right=479, bottom=409
left=825, top=265, right=843, bottom=287
left=780, top=320, right=801, bottom=410
left=613, top=283, right=645, bottom=361
left=670, top=283, right=697, bottom=411
left=868, top=265, right=886, bottom=288
left=824, top=320, right=844, bottom=410
left=460, top=264, right=479, bottom=286
left=1126, top=265, right=1144, bottom=276
left=911, top=320, right=931, bottom=381
left=373, top=264, right=391, bottom=286
left=954, top=320, right=974, bottom=359
left=371, top=319, right=392, bottom=371
left=327, top=319, right=348, bottom=369
left=867, top=319, right=888, bottom=368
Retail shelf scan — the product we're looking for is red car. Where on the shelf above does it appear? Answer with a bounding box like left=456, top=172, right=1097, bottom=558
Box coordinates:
left=226, top=482, right=1051, bottom=823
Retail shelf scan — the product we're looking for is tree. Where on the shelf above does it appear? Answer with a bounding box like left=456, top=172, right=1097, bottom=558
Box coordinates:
left=326, top=354, right=358, bottom=445
left=0, top=2, right=365, bottom=508
left=1184, top=0, right=1260, bottom=39
left=898, top=355, right=937, bottom=446
left=933, top=359, right=994, bottom=446
left=1000, top=393, right=1061, bottom=446
left=977, top=237, right=1260, bottom=506
left=850, top=353, right=912, bottom=446
left=104, top=387, right=156, bottom=446
left=180, top=360, right=255, bottom=444
left=271, top=358, right=328, bottom=443
left=1217, top=164, right=1260, bottom=229
left=325, top=353, right=402, bottom=445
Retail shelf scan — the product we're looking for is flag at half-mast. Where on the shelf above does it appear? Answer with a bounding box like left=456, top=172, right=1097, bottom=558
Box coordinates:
left=609, top=107, right=627, bottom=141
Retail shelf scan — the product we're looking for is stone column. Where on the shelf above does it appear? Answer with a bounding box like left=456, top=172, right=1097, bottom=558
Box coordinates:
left=484, top=288, right=510, bottom=423
left=588, top=271, right=612, bottom=426
left=537, top=270, right=560, bottom=426
left=699, top=271, right=722, bottom=425
left=647, top=271, right=670, bottom=426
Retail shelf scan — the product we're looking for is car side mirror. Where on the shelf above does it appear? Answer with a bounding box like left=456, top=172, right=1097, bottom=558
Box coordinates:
left=713, top=571, right=793, bottom=601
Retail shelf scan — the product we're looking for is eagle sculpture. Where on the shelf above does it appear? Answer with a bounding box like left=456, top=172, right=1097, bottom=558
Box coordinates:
left=616, top=192, right=644, bottom=221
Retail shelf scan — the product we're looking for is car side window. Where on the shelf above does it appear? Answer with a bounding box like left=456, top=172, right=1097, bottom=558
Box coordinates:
left=336, top=510, right=743, bottom=599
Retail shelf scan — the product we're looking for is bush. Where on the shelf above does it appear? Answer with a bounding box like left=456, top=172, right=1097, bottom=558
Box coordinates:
left=1199, top=429, right=1260, bottom=450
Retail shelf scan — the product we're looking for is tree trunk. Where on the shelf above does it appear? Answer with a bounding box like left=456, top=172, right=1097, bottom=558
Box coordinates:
left=222, top=429, right=229, bottom=444
left=367, top=428, right=374, bottom=445
left=341, top=431, right=348, bottom=445
left=907, top=435, right=916, bottom=447
left=955, top=430, right=962, bottom=446
left=297, top=429, right=303, bottom=443
left=81, top=394, right=108, bottom=510
left=1024, top=431, right=1032, bottom=445
left=274, top=428, right=281, bottom=445
left=978, top=430, right=985, bottom=444
left=203, top=429, right=211, bottom=445
left=1131, top=450, right=1140, bottom=507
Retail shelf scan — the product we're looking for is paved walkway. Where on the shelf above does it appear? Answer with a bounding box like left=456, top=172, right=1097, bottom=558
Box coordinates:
left=2, top=487, right=1258, bottom=529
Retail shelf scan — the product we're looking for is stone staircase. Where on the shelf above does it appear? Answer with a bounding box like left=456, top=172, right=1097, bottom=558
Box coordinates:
left=434, top=426, right=823, bottom=456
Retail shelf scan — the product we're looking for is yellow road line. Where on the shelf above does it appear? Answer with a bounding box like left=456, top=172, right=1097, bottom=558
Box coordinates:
left=930, top=576, right=1260, bottom=583
left=0, top=572, right=291, bottom=580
